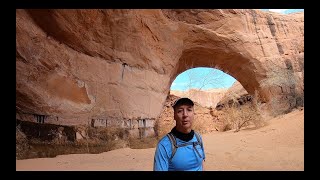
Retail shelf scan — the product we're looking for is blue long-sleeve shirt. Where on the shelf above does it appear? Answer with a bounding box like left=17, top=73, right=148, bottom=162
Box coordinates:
left=153, top=134, right=205, bottom=171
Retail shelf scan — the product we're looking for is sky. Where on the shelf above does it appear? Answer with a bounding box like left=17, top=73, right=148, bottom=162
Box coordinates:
left=262, top=9, right=304, bottom=14
left=170, top=9, right=304, bottom=92
left=170, top=68, right=236, bottom=91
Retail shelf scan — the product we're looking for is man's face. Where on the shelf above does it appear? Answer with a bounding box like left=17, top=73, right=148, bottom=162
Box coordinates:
left=174, top=104, right=194, bottom=131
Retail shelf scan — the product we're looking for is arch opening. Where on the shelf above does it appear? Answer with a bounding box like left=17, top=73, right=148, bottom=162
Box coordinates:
left=170, top=67, right=236, bottom=92
left=155, top=47, right=269, bottom=137
left=170, top=47, right=267, bottom=101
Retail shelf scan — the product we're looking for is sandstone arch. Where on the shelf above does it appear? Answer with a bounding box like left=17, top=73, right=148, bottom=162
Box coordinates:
left=172, top=46, right=265, bottom=100
left=16, top=9, right=304, bottom=132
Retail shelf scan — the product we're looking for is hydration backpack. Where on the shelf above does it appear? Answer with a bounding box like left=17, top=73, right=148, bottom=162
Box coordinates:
left=166, top=131, right=204, bottom=161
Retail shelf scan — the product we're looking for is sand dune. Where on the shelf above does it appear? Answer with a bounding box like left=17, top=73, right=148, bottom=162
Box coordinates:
left=16, top=109, right=304, bottom=171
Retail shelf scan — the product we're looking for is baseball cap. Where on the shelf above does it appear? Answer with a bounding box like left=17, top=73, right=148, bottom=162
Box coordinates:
left=172, top=97, right=194, bottom=108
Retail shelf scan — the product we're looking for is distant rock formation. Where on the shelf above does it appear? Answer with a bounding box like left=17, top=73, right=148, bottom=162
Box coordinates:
left=216, top=81, right=250, bottom=110
left=171, top=88, right=228, bottom=108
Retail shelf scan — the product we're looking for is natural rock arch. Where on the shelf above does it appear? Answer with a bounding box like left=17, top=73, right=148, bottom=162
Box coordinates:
left=171, top=46, right=266, bottom=101
left=16, top=9, right=304, bottom=133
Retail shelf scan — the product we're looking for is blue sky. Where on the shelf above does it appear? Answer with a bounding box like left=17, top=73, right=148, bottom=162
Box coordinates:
left=170, top=9, right=304, bottom=91
left=171, top=68, right=236, bottom=91
left=261, top=9, right=304, bottom=14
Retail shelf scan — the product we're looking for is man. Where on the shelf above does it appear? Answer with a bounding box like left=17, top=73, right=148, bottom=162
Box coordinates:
left=153, top=97, right=205, bottom=171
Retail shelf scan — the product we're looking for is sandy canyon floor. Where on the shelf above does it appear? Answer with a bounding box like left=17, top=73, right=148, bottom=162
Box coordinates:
left=16, top=109, right=304, bottom=171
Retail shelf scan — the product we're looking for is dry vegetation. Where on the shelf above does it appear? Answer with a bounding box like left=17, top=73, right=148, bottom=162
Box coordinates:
left=16, top=122, right=159, bottom=160
left=219, top=102, right=267, bottom=132
left=214, top=59, right=305, bottom=133
left=259, top=60, right=304, bottom=117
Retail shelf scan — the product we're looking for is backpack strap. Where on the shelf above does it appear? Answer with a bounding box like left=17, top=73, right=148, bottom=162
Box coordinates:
left=193, top=131, right=203, bottom=159
left=167, top=131, right=204, bottom=161
left=194, top=131, right=203, bottom=150
left=167, top=132, right=178, bottom=161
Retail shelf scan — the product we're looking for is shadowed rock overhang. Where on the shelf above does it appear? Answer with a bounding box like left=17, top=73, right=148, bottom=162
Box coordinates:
left=16, top=9, right=304, bottom=126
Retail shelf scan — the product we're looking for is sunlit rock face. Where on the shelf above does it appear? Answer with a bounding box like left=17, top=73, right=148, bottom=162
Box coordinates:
left=16, top=9, right=304, bottom=128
